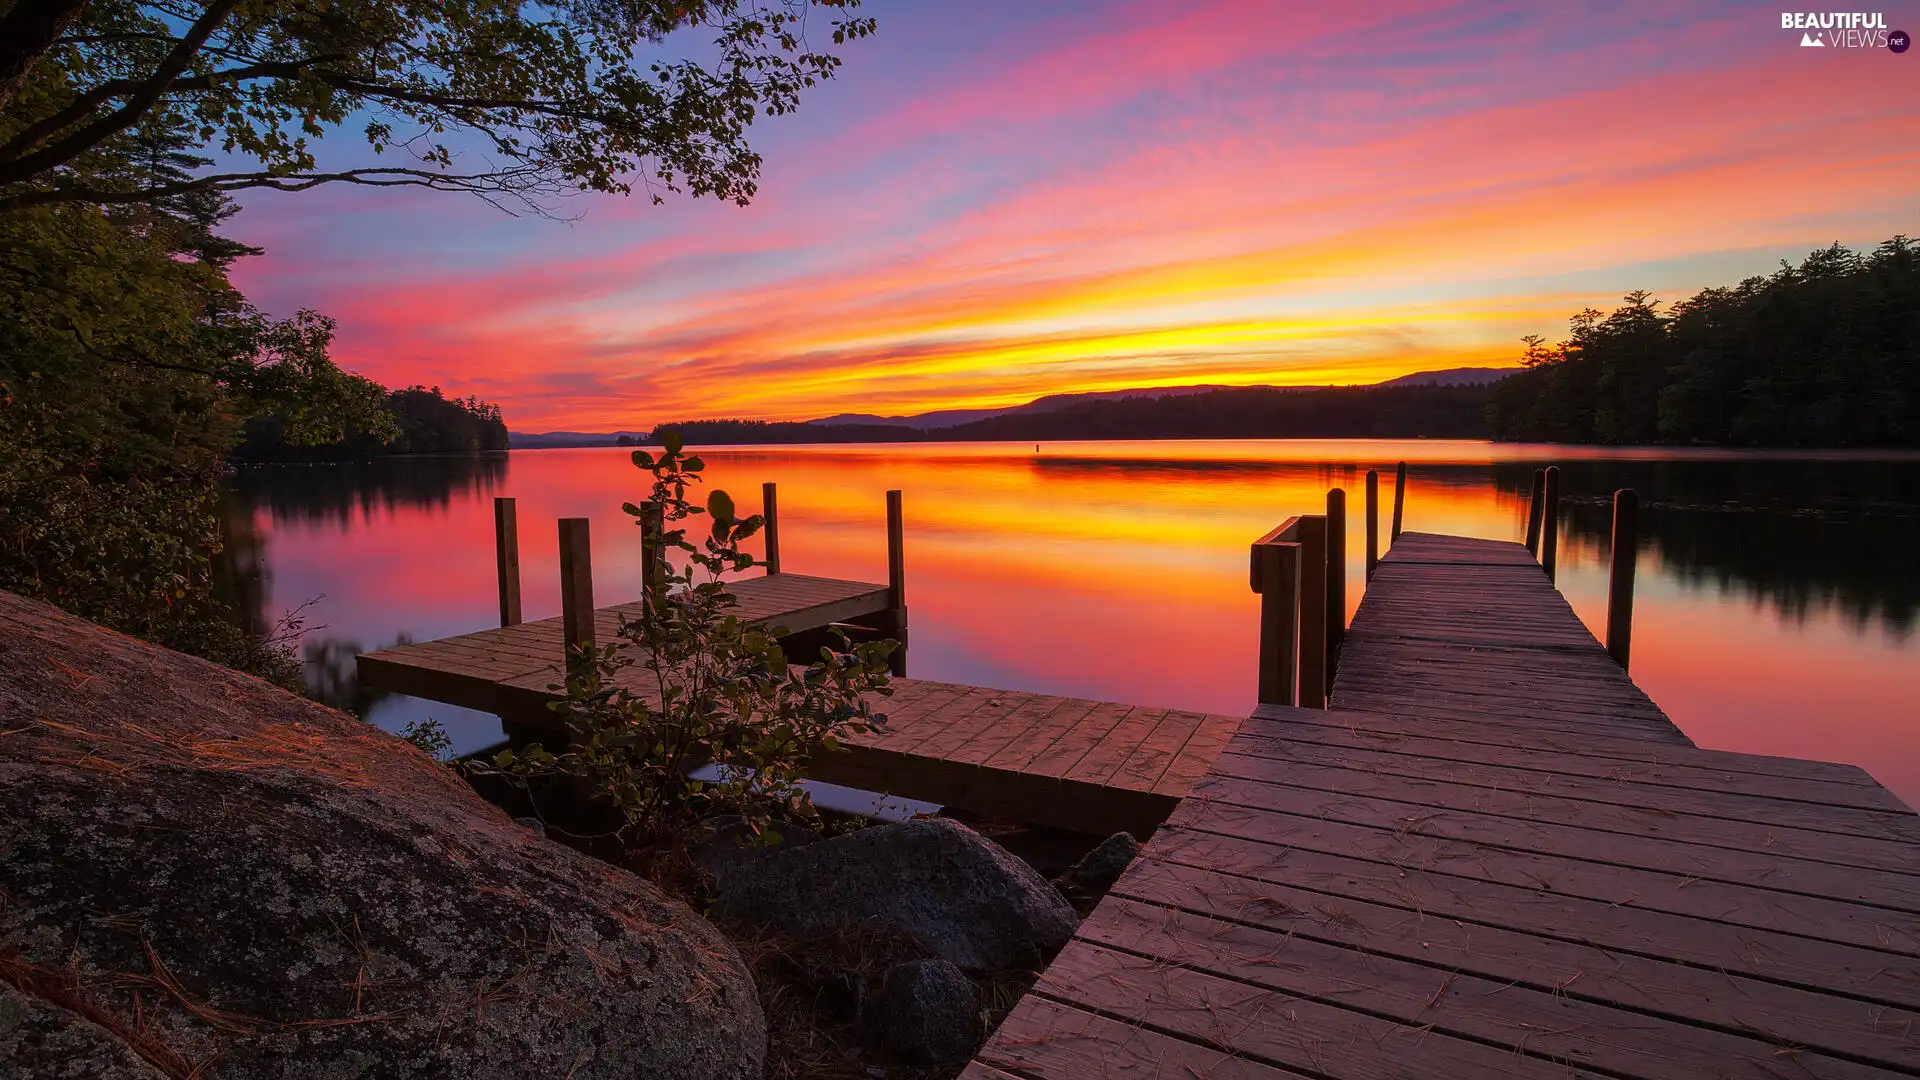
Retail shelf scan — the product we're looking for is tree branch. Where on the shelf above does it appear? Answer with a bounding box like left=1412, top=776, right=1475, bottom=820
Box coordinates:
left=0, top=0, right=242, bottom=184
left=0, top=165, right=562, bottom=214
left=0, top=0, right=91, bottom=112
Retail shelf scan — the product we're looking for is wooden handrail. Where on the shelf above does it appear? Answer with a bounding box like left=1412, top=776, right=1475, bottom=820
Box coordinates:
left=1251, top=513, right=1329, bottom=708
left=1325, top=488, right=1346, bottom=689
left=1606, top=488, right=1639, bottom=669
left=762, top=481, right=781, bottom=575
left=1540, top=466, right=1561, bottom=583
left=1524, top=468, right=1546, bottom=557
left=1364, top=470, right=1380, bottom=580
left=1390, top=461, right=1407, bottom=543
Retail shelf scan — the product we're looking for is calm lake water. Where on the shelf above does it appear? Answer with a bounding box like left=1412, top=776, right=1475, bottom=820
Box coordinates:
left=226, top=440, right=1920, bottom=809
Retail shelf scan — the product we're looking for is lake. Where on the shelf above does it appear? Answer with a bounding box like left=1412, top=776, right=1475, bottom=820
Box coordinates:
left=226, top=440, right=1920, bottom=809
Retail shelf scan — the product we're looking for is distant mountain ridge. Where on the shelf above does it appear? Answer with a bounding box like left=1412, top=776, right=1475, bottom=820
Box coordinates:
left=507, top=367, right=1515, bottom=447
left=508, top=430, right=649, bottom=449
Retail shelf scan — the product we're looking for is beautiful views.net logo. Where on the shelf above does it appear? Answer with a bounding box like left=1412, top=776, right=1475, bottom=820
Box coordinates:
left=1781, top=11, right=1910, bottom=50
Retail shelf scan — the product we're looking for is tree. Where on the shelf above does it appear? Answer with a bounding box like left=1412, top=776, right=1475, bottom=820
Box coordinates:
left=0, top=0, right=875, bottom=213
left=1487, top=237, right=1920, bottom=446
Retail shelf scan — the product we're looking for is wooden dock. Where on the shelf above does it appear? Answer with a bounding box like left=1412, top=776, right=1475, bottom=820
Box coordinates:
left=358, top=474, right=1920, bottom=1076
left=971, top=496, right=1920, bottom=1077
left=358, top=528, right=1242, bottom=834
left=358, top=572, right=896, bottom=720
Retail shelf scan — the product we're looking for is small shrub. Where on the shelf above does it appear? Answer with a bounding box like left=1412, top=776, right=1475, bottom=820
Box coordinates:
left=401, top=718, right=454, bottom=761
left=489, top=433, right=895, bottom=847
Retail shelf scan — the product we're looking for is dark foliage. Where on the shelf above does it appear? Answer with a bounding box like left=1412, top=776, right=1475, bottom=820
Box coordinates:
left=649, top=418, right=926, bottom=445
left=1488, top=237, right=1920, bottom=446
left=234, top=384, right=510, bottom=460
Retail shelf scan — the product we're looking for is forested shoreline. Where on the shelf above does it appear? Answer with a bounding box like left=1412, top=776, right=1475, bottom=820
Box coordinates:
left=1488, top=237, right=1918, bottom=446
left=234, top=384, right=509, bottom=460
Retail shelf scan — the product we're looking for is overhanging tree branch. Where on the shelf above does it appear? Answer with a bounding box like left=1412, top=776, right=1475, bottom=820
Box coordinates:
left=0, top=165, right=564, bottom=214
left=0, top=0, right=92, bottom=111
left=0, top=0, right=242, bottom=184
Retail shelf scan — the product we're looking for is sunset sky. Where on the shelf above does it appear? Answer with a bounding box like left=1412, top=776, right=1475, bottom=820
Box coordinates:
left=229, top=1, right=1919, bottom=431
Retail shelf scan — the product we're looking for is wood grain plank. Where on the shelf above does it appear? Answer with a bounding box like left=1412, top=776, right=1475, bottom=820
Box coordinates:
left=1080, top=896, right=1892, bottom=1079
left=1115, top=857, right=1920, bottom=1069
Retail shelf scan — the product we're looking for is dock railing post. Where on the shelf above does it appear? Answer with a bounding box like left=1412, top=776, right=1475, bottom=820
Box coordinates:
left=494, top=497, right=522, bottom=627
left=1325, top=488, right=1346, bottom=689
left=1390, top=461, right=1407, bottom=543
left=1541, top=466, right=1561, bottom=584
left=762, top=482, right=781, bottom=575
left=885, top=489, right=907, bottom=677
left=1297, top=516, right=1329, bottom=709
left=1524, top=469, right=1546, bottom=557
left=1364, top=470, right=1379, bottom=580
left=558, top=517, right=595, bottom=678
left=1606, top=488, right=1639, bottom=670
left=1253, top=540, right=1301, bottom=707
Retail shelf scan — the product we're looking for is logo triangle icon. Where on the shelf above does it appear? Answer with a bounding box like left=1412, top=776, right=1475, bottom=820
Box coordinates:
left=1800, top=31, right=1824, bottom=45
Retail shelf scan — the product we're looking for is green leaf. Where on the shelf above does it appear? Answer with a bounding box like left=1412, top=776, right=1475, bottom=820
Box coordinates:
left=662, top=429, right=686, bottom=454
left=631, top=450, right=655, bottom=468
left=707, top=489, right=735, bottom=524
left=621, top=501, right=644, bottom=516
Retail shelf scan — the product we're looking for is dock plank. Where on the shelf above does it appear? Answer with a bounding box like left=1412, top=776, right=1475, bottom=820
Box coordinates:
left=976, top=532, right=1920, bottom=1079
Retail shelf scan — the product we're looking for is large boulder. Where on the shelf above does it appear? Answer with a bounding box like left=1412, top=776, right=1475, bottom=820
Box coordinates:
left=858, top=959, right=979, bottom=1067
left=0, top=591, right=764, bottom=1080
left=1053, top=832, right=1143, bottom=901
left=709, top=817, right=1078, bottom=971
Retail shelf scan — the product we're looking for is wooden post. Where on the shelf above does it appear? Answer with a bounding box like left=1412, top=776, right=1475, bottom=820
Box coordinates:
left=1524, top=468, right=1546, bottom=557
left=1254, top=542, right=1300, bottom=707
left=885, top=489, right=907, bottom=676
left=1390, top=461, right=1407, bottom=543
left=1541, top=466, right=1561, bottom=584
left=1364, top=470, right=1379, bottom=580
left=558, top=518, right=594, bottom=674
left=638, top=500, right=666, bottom=612
left=1606, top=488, right=1639, bottom=670
left=761, top=481, right=781, bottom=575
left=494, top=497, right=522, bottom=627
left=1297, top=516, right=1328, bottom=710
left=1325, top=488, right=1346, bottom=688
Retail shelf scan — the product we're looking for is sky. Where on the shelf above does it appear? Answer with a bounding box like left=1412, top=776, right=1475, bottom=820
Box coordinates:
left=229, top=1, right=1920, bottom=431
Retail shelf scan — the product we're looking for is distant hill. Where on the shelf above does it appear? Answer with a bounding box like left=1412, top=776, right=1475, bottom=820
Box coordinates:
left=508, top=430, right=648, bottom=450
left=1376, top=366, right=1516, bottom=388
left=649, top=381, right=1497, bottom=446
left=515, top=367, right=1518, bottom=448
left=807, top=384, right=1247, bottom=430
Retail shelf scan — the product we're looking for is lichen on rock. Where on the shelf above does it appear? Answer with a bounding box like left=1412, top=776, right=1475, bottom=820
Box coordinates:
left=0, top=590, right=765, bottom=1079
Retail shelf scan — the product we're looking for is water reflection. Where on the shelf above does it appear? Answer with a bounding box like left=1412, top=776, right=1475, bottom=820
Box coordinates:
left=221, top=441, right=1920, bottom=808
left=1489, top=460, right=1920, bottom=637
left=228, top=454, right=507, bottom=526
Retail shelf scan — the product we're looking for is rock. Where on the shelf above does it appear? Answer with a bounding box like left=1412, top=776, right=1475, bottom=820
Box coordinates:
left=858, top=959, right=979, bottom=1067
left=690, top=814, right=822, bottom=891
left=0, top=590, right=764, bottom=1080
left=709, top=817, right=1078, bottom=971
left=512, top=815, right=546, bottom=836
left=1054, top=832, right=1143, bottom=897
left=0, top=982, right=168, bottom=1080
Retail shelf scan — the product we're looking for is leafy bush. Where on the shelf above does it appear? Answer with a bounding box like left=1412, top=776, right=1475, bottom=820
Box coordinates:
left=490, top=433, right=896, bottom=847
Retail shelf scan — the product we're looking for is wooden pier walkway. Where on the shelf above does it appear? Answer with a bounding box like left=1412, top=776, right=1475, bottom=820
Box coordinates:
left=971, top=522, right=1920, bottom=1079
left=355, top=478, right=1920, bottom=1076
